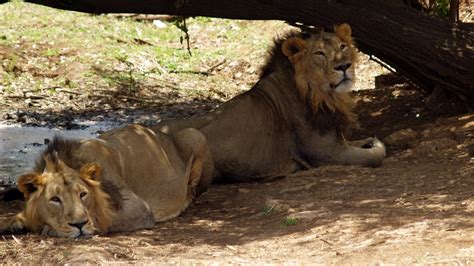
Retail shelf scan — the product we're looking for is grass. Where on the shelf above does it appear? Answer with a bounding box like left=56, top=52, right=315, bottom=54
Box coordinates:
left=0, top=1, right=289, bottom=107
left=282, top=217, right=299, bottom=226
left=261, top=205, right=277, bottom=216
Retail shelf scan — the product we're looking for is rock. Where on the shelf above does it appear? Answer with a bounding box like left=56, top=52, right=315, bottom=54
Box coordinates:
left=153, top=19, right=167, bottom=29
left=238, top=188, right=251, bottom=193
left=384, top=128, right=418, bottom=146
left=289, top=210, right=325, bottom=222
left=468, top=144, right=474, bottom=157
left=16, top=112, right=27, bottom=123
left=3, top=113, right=13, bottom=120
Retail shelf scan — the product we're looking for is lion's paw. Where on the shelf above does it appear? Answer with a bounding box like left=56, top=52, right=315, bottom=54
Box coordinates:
left=361, top=137, right=376, bottom=149
left=0, top=217, right=26, bottom=234
left=10, top=219, right=26, bottom=234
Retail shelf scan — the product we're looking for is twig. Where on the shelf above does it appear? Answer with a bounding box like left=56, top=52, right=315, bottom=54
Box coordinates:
left=169, top=70, right=210, bottom=76
left=52, top=88, right=82, bottom=95
left=32, top=72, right=60, bottom=78
left=168, top=59, right=226, bottom=76
left=174, top=17, right=192, bottom=56
left=7, top=95, right=47, bottom=100
left=108, top=14, right=176, bottom=21
left=133, top=38, right=155, bottom=46
left=369, top=55, right=396, bottom=73
left=91, top=94, right=163, bottom=104
left=318, top=238, right=333, bottom=246
left=207, top=59, right=227, bottom=73
left=107, top=35, right=155, bottom=46
left=11, top=235, right=22, bottom=245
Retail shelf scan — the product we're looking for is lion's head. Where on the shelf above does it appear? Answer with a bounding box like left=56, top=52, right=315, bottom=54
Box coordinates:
left=281, top=24, right=357, bottom=118
left=17, top=154, right=113, bottom=238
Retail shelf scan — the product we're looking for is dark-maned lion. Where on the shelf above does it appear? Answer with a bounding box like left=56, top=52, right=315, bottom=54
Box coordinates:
left=0, top=125, right=213, bottom=238
left=153, top=24, right=386, bottom=181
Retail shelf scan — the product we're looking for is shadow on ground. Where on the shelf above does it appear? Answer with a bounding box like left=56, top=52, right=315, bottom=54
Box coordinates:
left=0, top=73, right=473, bottom=263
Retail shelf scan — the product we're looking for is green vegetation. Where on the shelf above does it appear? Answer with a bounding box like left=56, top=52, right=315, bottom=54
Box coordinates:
left=0, top=1, right=287, bottom=105
left=282, top=217, right=299, bottom=226
left=261, top=205, right=276, bottom=216
left=431, top=0, right=450, bottom=17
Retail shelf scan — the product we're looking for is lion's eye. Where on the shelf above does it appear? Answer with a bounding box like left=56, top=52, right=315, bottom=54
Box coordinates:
left=340, top=44, right=347, bottom=50
left=50, top=196, right=61, bottom=203
left=80, top=191, right=87, bottom=199
left=314, top=51, right=325, bottom=56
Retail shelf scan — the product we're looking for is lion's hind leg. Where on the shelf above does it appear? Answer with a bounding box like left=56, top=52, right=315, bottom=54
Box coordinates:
left=172, top=128, right=214, bottom=208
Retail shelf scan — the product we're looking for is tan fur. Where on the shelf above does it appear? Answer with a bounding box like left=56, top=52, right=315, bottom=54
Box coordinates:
left=21, top=178, right=42, bottom=232
left=79, top=165, right=114, bottom=232
left=153, top=23, right=386, bottom=182
left=283, top=24, right=358, bottom=130
left=0, top=125, right=213, bottom=238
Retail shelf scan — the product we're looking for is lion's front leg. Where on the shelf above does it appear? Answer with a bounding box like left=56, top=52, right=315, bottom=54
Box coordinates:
left=304, top=133, right=386, bottom=167
left=347, top=137, right=384, bottom=149
left=0, top=213, right=27, bottom=235
left=108, top=190, right=155, bottom=233
left=338, top=137, right=386, bottom=167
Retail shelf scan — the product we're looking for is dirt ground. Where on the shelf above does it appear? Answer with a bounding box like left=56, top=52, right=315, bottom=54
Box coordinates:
left=1, top=5, right=474, bottom=263
left=1, top=73, right=473, bottom=264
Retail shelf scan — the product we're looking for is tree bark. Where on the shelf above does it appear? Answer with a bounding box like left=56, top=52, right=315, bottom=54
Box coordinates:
left=21, top=0, right=474, bottom=104
left=449, top=0, right=460, bottom=21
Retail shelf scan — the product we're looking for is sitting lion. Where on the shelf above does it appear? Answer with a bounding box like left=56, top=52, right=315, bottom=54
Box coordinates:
left=153, top=24, right=386, bottom=182
left=0, top=125, right=213, bottom=238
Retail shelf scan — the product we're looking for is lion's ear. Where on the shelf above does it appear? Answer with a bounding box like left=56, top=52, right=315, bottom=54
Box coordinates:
left=282, top=37, right=307, bottom=58
left=80, top=163, right=102, bottom=181
left=334, top=23, right=352, bottom=43
left=17, top=173, right=44, bottom=199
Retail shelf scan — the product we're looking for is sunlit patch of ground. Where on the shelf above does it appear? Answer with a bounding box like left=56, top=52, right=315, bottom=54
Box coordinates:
left=0, top=2, right=473, bottom=264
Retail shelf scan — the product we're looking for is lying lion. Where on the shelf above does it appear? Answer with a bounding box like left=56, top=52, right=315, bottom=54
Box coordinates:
left=0, top=125, right=213, bottom=238
left=153, top=23, right=386, bottom=181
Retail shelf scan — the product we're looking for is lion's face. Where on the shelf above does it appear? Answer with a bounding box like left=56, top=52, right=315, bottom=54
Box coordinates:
left=17, top=157, right=111, bottom=238
left=282, top=23, right=357, bottom=94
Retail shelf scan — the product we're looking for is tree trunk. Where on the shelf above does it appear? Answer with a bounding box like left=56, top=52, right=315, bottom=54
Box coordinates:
left=450, top=0, right=460, bottom=21
left=22, top=0, right=474, bottom=105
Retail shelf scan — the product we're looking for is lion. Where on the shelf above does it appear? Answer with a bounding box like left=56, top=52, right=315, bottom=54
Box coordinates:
left=152, top=23, right=386, bottom=182
left=0, top=125, right=213, bottom=238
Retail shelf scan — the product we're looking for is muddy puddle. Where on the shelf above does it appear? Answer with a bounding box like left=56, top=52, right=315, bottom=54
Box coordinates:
left=0, top=122, right=116, bottom=184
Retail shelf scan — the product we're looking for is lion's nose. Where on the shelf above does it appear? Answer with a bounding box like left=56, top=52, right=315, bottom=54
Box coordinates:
left=334, top=63, right=352, bottom=72
left=69, top=220, right=88, bottom=230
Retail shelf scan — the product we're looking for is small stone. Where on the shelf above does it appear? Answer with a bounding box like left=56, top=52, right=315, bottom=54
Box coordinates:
left=238, top=188, right=251, bottom=193
left=468, top=144, right=474, bottom=157
left=453, top=131, right=466, bottom=142
left=153, top=20, right=167, bottom=29
left=3, top=113, right=13, bottom=120
left=16, top=113, right=27, bottom=123
left=384, top=128, right=418, bottom=146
